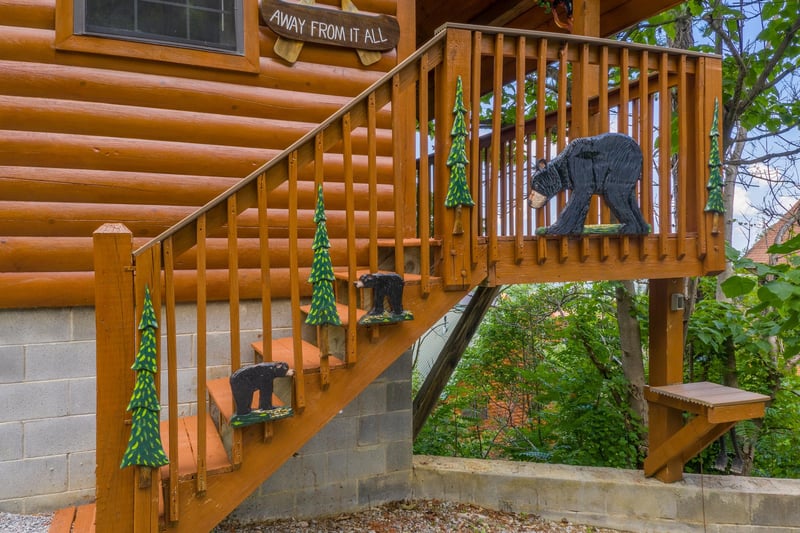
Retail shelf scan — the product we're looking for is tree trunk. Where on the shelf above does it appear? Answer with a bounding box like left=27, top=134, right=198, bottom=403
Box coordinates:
left=615, top=280, right=648, bottom=427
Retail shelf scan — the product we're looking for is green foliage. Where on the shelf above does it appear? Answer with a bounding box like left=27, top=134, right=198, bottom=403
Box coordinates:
left=415, top=283, right=645, bottom=468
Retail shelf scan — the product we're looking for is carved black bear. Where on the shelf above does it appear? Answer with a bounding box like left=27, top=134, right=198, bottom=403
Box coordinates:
left=229, top=362, right=293, bottom=416
left=528, top=132, right=648, bottom=235
left=355, top=272, right=405, bottom=317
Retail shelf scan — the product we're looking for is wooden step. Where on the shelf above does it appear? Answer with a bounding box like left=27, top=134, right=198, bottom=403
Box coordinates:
left=207, top=376, right=284, bottom=423
left=334, top=269, right=426, bottom=284
left=159, top=414, right=232, bottom=481
left=644, top=382, right=770, bottom=481
left=376, top=238, right=442, bottom=247
left=299, top=302, right=366, bottom=326
left=645, top=381, right=770, bottom=423
left=49, top=503, right=95, bottom=533
left=252, top=338, right=346, bottom=373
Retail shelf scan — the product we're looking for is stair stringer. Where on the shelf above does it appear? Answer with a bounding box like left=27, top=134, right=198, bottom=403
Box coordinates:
left=163, top=266, right=489, bottom=532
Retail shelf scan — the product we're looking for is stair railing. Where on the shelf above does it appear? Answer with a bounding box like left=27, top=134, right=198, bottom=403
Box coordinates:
left=93, top=24, right=724, bottom=532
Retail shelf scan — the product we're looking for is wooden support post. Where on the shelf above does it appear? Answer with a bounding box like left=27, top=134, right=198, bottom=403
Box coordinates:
left=647, top=277, right=686, bottom=482
left=435, top=28, right=473, bottom=288
left=93, top=223, right=136, bottom=533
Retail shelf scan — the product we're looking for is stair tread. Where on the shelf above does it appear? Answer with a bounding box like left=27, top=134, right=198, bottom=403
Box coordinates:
left=208, top=376, right=283, bottom=423
left=251, top=338, right=346, bottom=372
left=376, top=237, right=442, bottom=247
left=160, top=414, right=232, bottom=481
left=646, top=381, right=770, bottom=408
left=299, top=302, right=367, bottom=326
left=334, top=269, right=430, bottom=284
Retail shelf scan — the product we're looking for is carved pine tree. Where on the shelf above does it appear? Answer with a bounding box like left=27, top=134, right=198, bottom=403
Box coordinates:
left=704, top=99, right=725, bottom=234
left=445, top=76, right=474, bottom=234
left=121, top=287, right=169, bottom=472
left=306, top=184, right=341, bottom=388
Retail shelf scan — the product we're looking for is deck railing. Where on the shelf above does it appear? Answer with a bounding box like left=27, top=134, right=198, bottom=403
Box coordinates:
left=92, top=24, right=724, bottom=531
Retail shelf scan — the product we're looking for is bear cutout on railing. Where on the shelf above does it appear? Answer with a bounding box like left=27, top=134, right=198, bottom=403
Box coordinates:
left=528, top=132, right=649, bottom=236
left=355, top=272, right=414, bottom=325
left=229, top=362, right=294, bottom=428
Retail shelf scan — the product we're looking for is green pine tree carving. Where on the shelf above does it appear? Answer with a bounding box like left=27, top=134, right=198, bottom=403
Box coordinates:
left=704, top=98, right=725, bottom=214
left=306, top=185, right=342, bottom=326
left=445, top=76, right=475, bottom=209
left=121, top=286, right=169, bottom=469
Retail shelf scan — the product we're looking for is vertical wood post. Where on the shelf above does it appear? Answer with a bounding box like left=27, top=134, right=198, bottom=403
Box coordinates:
left=94, top=223, right=136, bottom=533
left=435, top=28, right=473, bottom=288
left=648, top=277, right=686, bottom=482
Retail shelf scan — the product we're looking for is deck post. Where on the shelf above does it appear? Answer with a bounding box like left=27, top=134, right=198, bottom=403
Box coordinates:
left=435, top=27, right=473, bottom=288
left=94, top=223, right=136, bottom=532
left=647, top=277, right=686, bottom=482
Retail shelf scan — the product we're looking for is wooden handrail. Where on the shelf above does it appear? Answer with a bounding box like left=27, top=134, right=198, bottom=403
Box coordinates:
left=92, top=24, right=725, bottom=529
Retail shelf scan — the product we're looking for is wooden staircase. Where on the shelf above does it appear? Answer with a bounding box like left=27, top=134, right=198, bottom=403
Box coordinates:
left=82, top=24, right=732, bottom=533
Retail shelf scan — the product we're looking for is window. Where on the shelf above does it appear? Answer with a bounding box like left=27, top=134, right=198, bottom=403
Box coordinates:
left=55, top=0, right=259, bottom=73
left=74, top=0, right=243, bottom=53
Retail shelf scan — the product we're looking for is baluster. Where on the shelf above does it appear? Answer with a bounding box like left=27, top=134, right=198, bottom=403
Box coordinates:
left=639, top=50, right=651, bottom=261
left=618, top=47, right=631, bottom=260
left=536, top=38, right=548, bottom=264
left=343, top=113, right=358, bottom=362
left=287, top=152, right=305, bottom=410
left=489, top=33, right=503, bottom=265
left=658, top=52, right=671, bottom=259
left=195, top=214, right=208, bottom=493
left=258, top=172, right=272, bottom=364
left=514, top=35, right=526, bottom=262
left=418, top=57, right=431, bottom=294
left=676, top=54, right=688, bottom=259
left=163, top=237, right=179, bottom=521
left=367, top=94, right=379, bottom=274
left=470, top=32, right=482, bottom=263
left=557, top=44, right=568, bottom=262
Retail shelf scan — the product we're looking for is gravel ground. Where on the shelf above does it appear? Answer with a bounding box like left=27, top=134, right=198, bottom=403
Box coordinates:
left=1, top=500, right=630, bottom=532
left=213, top=500, right=630, bottom=533
left=0, top=512, right=52, bottom=533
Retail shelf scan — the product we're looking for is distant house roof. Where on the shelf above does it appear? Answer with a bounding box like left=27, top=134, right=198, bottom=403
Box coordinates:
left=745, top=200, right=800, bottom=265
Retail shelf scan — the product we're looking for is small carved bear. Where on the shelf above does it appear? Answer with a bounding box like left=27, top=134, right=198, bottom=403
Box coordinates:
left=355, top=272, right=405, bottom=317
left=229, top=362, right=293, bottom=416
left=528, top=132, right=648, bottom=235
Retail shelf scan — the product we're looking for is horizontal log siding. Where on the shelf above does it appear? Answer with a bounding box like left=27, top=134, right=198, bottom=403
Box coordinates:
left=0, top=0, right=404, bottom=308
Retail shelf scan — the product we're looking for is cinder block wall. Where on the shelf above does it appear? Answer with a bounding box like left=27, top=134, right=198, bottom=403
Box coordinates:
left=3, top=300, right=399, bottom=514
left=226, top=352, right=414, bottom=523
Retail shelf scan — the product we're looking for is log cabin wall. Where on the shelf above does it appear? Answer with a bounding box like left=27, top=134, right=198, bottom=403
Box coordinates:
left=0, top=0, right=414, bottom=309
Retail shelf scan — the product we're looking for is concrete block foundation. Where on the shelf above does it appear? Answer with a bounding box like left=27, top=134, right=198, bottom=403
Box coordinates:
left=412, top=456, right=800, bottom=533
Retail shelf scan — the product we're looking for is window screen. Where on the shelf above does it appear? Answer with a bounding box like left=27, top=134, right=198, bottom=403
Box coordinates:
left=75, top=0, right=243, bottom=53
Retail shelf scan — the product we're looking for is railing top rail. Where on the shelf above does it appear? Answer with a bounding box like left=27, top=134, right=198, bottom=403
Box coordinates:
left=132, top=23, right=720, bottom=258
left=438, top=22, right=721, bottom=60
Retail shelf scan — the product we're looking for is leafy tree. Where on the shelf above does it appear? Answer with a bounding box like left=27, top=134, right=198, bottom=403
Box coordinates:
left=624, top=0, right=800, bottom=251
left=415, top=283, right=646, bottom=469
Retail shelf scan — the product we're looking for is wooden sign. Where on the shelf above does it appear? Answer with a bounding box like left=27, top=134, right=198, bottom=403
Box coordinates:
left=262, top=0, right=400, bottom=63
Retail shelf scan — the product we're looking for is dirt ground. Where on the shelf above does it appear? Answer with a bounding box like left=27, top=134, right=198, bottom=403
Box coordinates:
left=213, top=499, right=631, bottom=532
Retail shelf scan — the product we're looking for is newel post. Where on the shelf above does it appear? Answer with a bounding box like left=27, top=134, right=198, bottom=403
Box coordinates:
left=94, top=223, right=136, bottom=533
left=435, top=27, right=473, bottom=288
